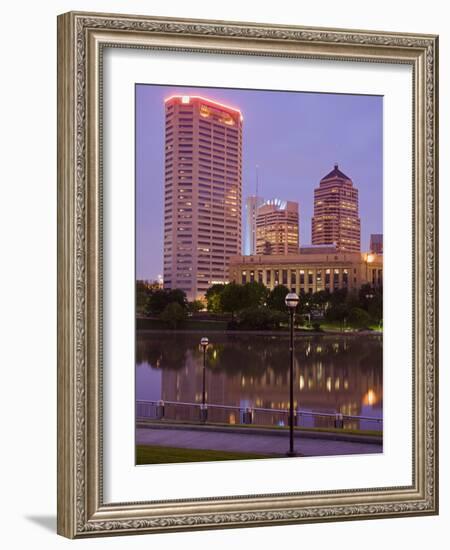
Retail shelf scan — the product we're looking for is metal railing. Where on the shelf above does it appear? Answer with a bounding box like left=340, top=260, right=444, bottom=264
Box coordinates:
left=136, top=399, right=382, bottom=431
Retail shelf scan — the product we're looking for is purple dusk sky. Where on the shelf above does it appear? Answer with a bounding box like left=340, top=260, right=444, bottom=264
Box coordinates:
left=136, top=84, right=383, bottom=281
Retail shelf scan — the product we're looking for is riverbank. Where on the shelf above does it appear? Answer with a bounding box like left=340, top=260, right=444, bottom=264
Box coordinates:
left=136, top=317, right=382, bottom=335
left=137, top=327, right=382, bottom=336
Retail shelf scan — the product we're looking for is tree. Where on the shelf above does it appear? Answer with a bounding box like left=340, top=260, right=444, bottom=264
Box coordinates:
left=266, top=285, right=289, bottom=312
left=326, top=302, right=350, bottom=326
left=242, top=281, right=269, bottom=308
left=145, top=289, right=168, bottom=315
left=160, top=302, right=188, bottom=329
left=348, top=307, right=371, bottom=329
left=329, top=287, right=348, bottom=306
left=359, top=283, right=375, bottom=310
left=187, top=300, right=204, bottom=314
left=310, top=290, right=331, bottom=317
left=237, top=306, right=285, bottom=330
left=368, top=293, right=383, bottom=326
left=220, top=282, right=245, bottom=320
left=136, top=281, right=151, bottom=315
left=145, top=288, right=187, bottom=315
left=168, top=289, right=188, bottom=309
left=345, top=289, right=361, bottom=311
left=205, top=284, right=226, bottom=313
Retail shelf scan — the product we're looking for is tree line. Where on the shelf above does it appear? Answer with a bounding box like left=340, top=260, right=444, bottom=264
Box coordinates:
left=136, top=280, right=382, bottom=331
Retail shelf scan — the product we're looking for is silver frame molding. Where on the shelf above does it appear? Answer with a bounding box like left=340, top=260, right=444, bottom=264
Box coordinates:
left=57, top=11, right=439, bottom=538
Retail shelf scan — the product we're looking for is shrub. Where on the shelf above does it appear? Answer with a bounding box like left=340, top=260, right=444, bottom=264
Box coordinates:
left=236, top=307, right=285, bottom=330
left=348, top=307, right=371, bottom=329
left=160, top=302, right=188, bottom=329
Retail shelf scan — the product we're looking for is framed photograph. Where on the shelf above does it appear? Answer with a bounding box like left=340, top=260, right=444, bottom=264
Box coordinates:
left=57, top=11, right=439, bottom=538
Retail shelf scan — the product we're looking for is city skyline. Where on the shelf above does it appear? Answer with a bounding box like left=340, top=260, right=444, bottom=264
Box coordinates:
left=136, top=84, right=383, bottom=281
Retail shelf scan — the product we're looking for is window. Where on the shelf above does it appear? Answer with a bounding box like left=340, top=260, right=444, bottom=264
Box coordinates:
left=300, top=270, right=305, bottom=285
left=333, top=269, right=339, bottom=288
left=343, top=269, right=349, bottom=287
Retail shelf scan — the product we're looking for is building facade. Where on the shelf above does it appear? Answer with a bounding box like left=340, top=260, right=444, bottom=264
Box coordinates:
left=163, top=95, right=243, bottom=300
left=243, top=195, right=264, bottom=255
left=311, top=164, right=361, bottom=252
left=229, top=250, right=382, bottom=294
left=370, top=233, right=383, bottom=254
left=255, top=199, right=299, bottom=255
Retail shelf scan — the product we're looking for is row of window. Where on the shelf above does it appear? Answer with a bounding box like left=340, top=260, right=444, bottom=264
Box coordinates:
left=239, top=268, right=361, bottom=286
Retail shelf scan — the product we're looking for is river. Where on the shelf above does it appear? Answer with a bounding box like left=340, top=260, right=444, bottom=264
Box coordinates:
left=136, top=331, right=382, bottom=430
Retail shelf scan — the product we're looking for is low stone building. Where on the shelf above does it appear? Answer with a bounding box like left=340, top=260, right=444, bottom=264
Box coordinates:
left=229, top=247, right=382, bottom=294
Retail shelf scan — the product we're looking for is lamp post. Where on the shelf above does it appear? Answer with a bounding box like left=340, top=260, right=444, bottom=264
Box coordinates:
left=285, top=292, right=299, bottom=457
left=200, top=337, right=209, bottom=422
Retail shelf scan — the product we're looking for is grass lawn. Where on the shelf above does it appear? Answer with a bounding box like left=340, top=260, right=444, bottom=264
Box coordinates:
left=136, top=444, right=272, bottom=464
left=314, top=321, right=382, bottom=332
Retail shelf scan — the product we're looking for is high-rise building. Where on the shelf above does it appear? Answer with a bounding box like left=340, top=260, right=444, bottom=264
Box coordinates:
left=370, top=234, right=383, bottom=254
left=255, top=199, right=299, bottom=255
left=311, top=164, right=361, bottom=252
left=163, top=95, right=243, bottom=301
left=244, top=195, right=264, bottom=255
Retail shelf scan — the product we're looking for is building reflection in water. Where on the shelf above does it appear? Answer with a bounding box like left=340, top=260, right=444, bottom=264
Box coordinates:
left=136, top=333, right=382, bottom=430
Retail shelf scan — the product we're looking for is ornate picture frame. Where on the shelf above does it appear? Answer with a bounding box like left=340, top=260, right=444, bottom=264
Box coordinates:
left=57, top=11, right=438, bottom=538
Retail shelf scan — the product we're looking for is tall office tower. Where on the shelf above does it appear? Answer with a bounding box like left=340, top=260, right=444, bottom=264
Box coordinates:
left=370, top=234, right=383, bottom=254
left=163, top=95, right=243, bottom=301
left=244, top=195, right=264, bottom=255
left=255, top=199, right=299, bottom=255
left=311, top=164, right=361, bottom=252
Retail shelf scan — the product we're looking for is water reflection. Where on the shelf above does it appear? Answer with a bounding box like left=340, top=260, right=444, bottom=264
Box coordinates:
left=136, top=333, right=382, bottom=429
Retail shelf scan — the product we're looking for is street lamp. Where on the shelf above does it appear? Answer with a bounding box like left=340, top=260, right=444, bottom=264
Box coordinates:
left=200, top=337, right=209, bottom=422
left=285, top=292, right=299, bottom=457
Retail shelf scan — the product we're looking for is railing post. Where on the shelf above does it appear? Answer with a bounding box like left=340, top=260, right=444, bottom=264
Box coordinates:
left=242, top=407, right=253, bottom=424
left=295, top=408, right=301, bottom=427
left=156, top=400, right=165, bottom=420
left=200, top=403, right=208, bottom=422
left=334, top=412, right=344, bottom=429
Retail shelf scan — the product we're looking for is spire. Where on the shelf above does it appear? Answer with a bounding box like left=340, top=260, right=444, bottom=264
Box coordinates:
left=321, top=163, right=351, bottom=181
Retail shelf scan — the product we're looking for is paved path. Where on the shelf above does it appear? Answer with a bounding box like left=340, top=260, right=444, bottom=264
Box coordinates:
left=136, top=426, right=382, bottom=457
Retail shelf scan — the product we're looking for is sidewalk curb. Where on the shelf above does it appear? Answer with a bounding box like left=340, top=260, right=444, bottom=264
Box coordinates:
left=136, top=421, right=382, bottom=445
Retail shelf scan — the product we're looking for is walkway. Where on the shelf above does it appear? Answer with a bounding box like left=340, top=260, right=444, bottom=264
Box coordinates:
left=136, top=424, right=382, bottom=457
